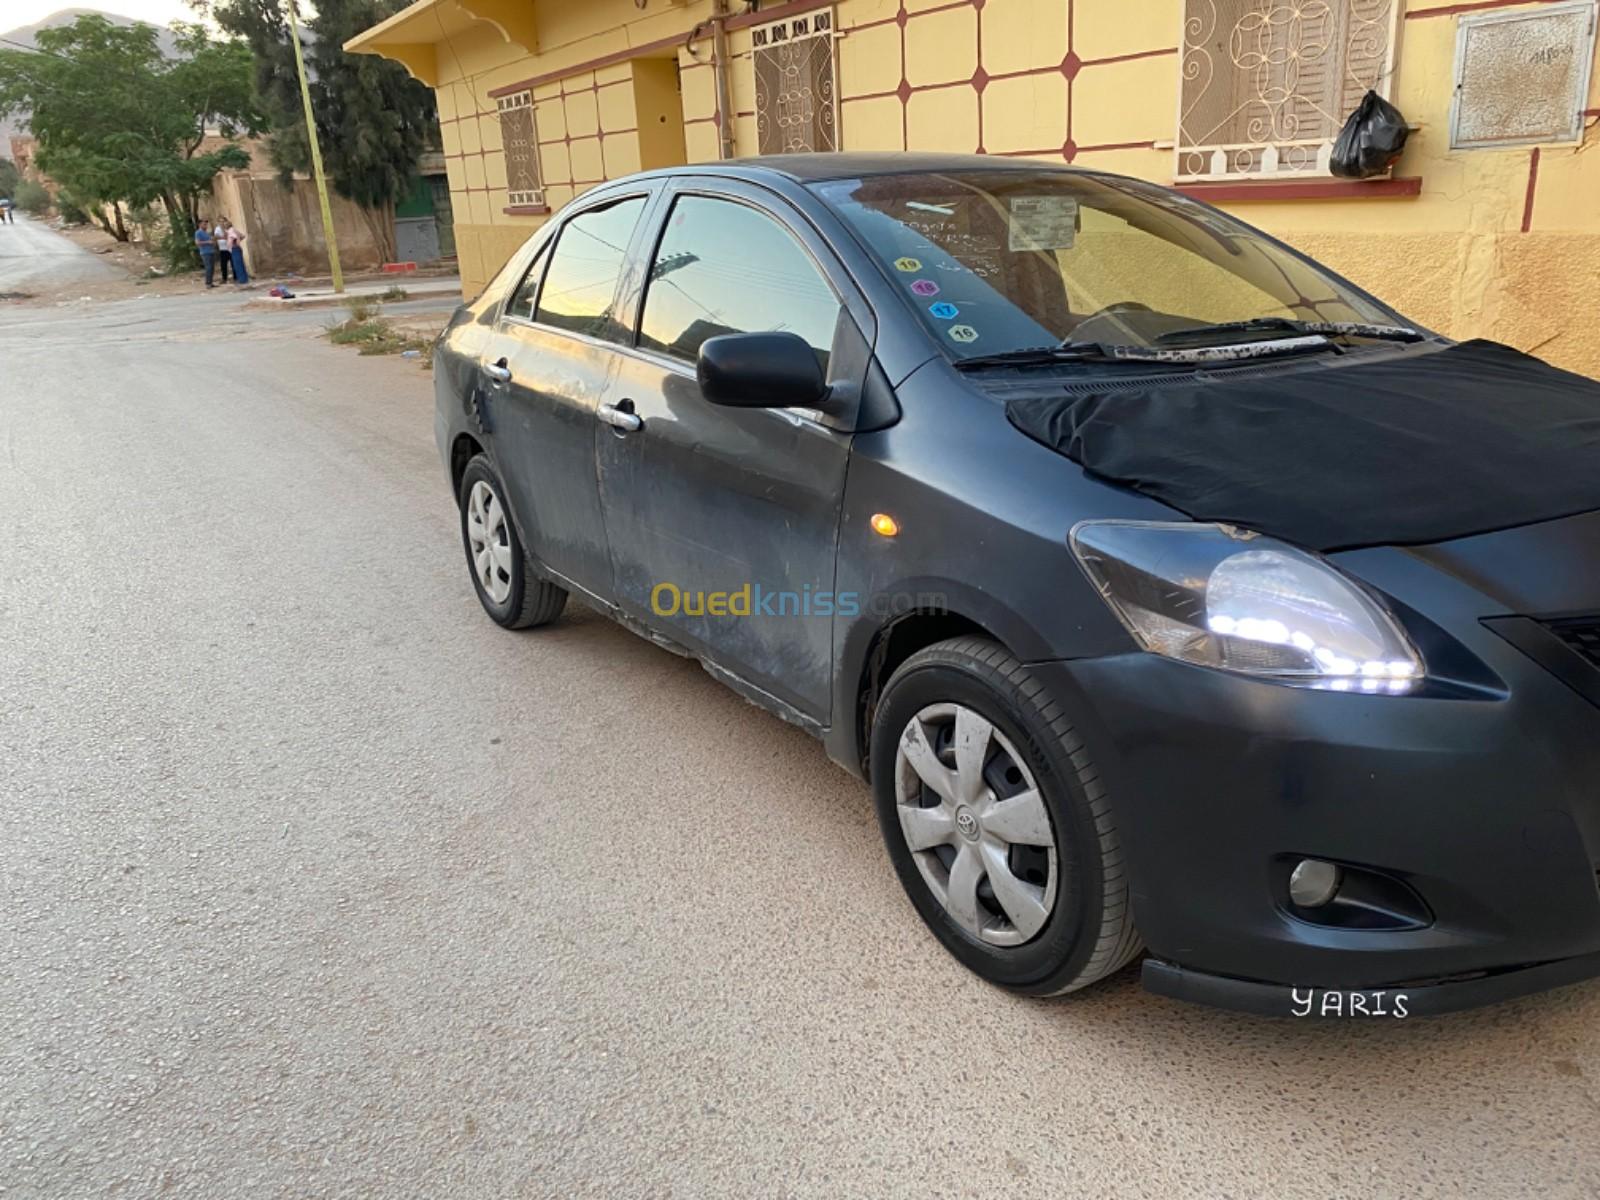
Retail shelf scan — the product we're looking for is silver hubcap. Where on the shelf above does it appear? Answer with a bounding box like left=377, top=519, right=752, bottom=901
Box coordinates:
left=466, top=480, right=513, bottom=605
left=894, top=703, right=1058, bottom=947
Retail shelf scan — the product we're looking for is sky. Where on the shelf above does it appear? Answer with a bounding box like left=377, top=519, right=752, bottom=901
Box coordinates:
left=5, top=0, right=201, bottom=29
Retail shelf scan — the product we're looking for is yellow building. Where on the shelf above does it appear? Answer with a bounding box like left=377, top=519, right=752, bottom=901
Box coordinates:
left=348, top=0, right=1600, bottom=377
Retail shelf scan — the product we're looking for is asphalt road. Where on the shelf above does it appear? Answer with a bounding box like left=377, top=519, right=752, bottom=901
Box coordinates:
left=0, top=213, right=123, bottom=293
left=3, top=245, right=1600, bottom=1199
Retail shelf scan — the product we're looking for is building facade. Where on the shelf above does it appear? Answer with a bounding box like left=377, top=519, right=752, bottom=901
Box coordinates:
left=348, top=0, right=1600, bottom=376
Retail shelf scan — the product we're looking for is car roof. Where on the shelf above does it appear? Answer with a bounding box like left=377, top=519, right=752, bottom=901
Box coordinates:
left=622, top=152, right=1092, bottom=187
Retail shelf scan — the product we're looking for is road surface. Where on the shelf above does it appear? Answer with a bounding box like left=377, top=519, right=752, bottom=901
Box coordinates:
left=0, top=213, right=123, bottom=293
left=2, top=266, right=1599, bottom=1199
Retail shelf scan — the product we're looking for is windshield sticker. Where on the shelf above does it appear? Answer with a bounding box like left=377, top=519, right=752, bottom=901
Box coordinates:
left=948, top=325, right=979, bottom=343
left=910, top=279, right=940, bottom=297
left=929, top=302, right=959, bottom=320
left=894, top=256, right=922, bottom=272
left=1008, top=196, right=1080, bottom=252
left=906, top=201, right=955, bottom=215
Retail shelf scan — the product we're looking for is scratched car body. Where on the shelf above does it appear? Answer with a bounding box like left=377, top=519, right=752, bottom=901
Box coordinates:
left=431, top=153, right=1600, bottom=1018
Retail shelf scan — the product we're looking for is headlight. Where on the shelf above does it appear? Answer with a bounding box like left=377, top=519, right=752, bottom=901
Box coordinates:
left=1069, top=521, right=1422, bottom=691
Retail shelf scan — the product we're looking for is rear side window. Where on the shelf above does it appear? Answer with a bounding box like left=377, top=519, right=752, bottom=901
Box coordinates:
left=533, top=196, right=647, bottom=342
left=638, top=195, right=840, bottom=366
left=505, top=242, right=549, bottom=321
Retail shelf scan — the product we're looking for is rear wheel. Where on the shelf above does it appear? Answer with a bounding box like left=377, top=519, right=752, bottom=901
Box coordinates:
left=458, top=455, right=567, bottom=629
left=870, top=637, right=1141, bottom=994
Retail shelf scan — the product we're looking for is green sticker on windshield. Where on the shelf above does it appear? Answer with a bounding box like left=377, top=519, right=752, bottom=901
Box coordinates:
left=948, top=325, right=979, bottom=344
left=894, top=256, right=922, bottom=273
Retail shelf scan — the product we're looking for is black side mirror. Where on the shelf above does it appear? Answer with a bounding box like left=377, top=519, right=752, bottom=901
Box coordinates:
left=697, top=332, right=830, bottom=410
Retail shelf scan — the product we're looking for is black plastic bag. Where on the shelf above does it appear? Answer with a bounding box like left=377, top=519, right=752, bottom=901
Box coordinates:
left=1330, top=90, right=1409, bottom=180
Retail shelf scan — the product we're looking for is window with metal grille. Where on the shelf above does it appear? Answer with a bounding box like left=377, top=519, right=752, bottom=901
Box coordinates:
left=752, top=10, right=838, bottom=156
left=497, top=91, right=544, bottom=208
left=1176, top=0, right=1401, bottom=181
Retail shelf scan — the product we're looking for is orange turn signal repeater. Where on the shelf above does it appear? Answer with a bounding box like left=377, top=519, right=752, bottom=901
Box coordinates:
left=870, top=513, right=900, bottom=538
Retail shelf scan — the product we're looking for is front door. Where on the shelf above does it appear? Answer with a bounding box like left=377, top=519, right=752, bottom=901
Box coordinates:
left=484, top=192, right=652, bottom=596
left=595, top=185, right=858, bottom=721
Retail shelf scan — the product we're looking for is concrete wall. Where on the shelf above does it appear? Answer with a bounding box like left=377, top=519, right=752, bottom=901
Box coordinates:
left=358, top=0, right=1600, bottom=377
left=209, top=171, right=389, bottom=277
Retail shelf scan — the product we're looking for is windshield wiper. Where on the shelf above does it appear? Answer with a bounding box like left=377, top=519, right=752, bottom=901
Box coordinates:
left=953, top=345, right=1125, bottom=370
left=1153, top=317, right=1424, bottom=346
left=955, top=334, right=1345, bottom=370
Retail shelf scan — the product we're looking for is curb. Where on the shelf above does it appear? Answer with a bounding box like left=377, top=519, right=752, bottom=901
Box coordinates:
left=244, top=282, right=463, bottom=312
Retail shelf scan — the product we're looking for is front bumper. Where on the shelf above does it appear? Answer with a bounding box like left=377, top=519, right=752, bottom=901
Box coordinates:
left=1143, top=952, right=1600, bottom=1019
left=1029, top=609, right=1600, bottom=1017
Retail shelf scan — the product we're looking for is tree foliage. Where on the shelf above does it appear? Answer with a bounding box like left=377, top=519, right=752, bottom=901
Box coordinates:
left=0, top=14, right=262, bottom=245
left=0, top=155, right=19, bottom=197
left=15, top=178, right=51, bottom=215
left=209, top=0, right=437, bottom=258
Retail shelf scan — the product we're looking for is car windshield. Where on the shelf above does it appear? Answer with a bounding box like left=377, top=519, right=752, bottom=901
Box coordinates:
left=813, top=170, right=1399, bottom=360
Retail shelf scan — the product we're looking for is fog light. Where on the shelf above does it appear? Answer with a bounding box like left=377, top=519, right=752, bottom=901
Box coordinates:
left=1288, top=859, right=1342, bottom=908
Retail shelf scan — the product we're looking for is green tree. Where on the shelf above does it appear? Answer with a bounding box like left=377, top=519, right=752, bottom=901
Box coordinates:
left=15, top=178, right=50, bottom=215
left=209, top=0, right=436, bottom=261
left=0, top=155, right=19, bottom=197
left=0, top=15, right=262, bottom=255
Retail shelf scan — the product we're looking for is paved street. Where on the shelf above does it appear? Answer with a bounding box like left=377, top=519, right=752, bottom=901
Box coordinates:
left=3, top=232, right=1600, bottom=1199
left=0, top=213, right=123, bottom=293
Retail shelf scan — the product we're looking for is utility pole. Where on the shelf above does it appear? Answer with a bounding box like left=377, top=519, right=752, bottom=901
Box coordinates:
left=710, top=0, right=735, bottom=160
left=286, top=0, right=343, bottom=292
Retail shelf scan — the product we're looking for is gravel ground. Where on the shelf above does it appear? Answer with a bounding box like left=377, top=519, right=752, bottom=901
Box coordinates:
left=2, top=232, right=1599, bottom=1199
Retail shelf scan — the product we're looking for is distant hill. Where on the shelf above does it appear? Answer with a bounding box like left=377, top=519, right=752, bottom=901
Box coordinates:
left=1, top=9, right=181, bottom=153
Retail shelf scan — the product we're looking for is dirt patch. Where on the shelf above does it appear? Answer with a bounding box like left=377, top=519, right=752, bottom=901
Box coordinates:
left=324, top=296, right=441, bottom=364
left=23, top=222, right=198, bottom=304
left=56, top=223, right=169, bottom=276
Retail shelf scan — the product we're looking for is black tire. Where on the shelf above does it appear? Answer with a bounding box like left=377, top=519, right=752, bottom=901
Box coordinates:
left=870, top=636, right=1142, bottom=995
left=457, top=455, right=567, bottom=630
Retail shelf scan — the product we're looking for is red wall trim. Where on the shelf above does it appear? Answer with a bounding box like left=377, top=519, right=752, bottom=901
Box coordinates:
left=488, top=30, right=686, bottom=98
left=1082, top=46, right=1179, bottom=67
left=725, top=0, right=841, bottom=33
left=993, top=139, right=1157, bottom=159
left=1521, top=148, right=1541, bottom=232
left=1176, top=176, right=1424, bottom=202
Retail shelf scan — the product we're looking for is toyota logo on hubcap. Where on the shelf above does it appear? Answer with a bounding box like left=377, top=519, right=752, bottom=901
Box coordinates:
left=955, top=807, right=980, bottom=841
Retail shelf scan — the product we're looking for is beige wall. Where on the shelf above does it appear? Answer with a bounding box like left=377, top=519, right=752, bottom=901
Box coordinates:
left=206, top=172, right=388, bottom=277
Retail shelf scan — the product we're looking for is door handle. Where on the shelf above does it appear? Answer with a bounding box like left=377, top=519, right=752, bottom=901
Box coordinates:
left=484, top=358, right=512, bottom=383
left=598, top=401, right=642, bottom=432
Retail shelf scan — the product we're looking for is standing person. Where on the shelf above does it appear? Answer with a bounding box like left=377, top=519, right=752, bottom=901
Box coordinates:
left=0, top=196, right=13, bottom=224
left=214, top=217, right=230, bottom=283
left=226, top=221, right=249, bottom=287
left=194, top=221, right=217, bottom=288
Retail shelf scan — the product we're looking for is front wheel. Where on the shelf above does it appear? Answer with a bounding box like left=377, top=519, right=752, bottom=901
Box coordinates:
left=870, top=637, right=1142, bottom=995
left=458, top=455, right=567, bottom=630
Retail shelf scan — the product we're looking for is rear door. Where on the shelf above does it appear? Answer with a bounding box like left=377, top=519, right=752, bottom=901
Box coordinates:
left=594, top=180, right=869, bottom=722
left=482, top=190, right=656, bottom=596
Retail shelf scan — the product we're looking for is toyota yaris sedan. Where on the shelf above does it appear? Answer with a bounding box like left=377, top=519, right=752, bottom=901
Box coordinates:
left=433, top=152, right=1600, bottom=1018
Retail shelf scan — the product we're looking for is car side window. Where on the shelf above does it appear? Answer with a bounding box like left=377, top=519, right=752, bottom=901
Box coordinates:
left=504, top=242, right=549, bottom=321
left=533, top=196, right=648, bottom=342
left=638, top=195, right=841, bottom=368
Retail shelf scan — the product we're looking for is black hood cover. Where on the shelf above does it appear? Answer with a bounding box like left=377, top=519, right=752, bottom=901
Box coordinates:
left=1006, top=339, right=1600, bottom=552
